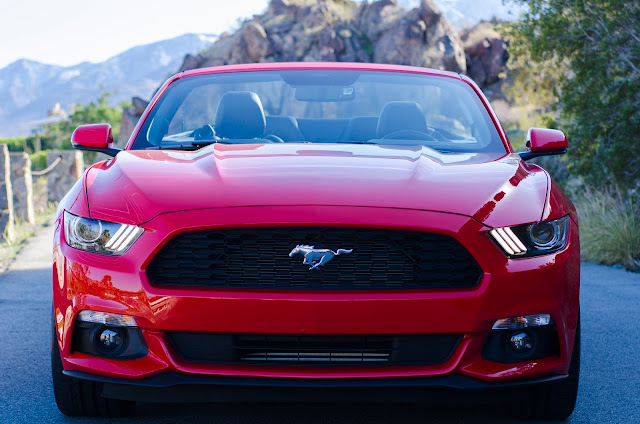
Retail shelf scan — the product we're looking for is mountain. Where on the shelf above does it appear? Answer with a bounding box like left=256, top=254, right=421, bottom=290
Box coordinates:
left=404, top=0, right=524, bottom=28
left=0, top=33, right=216, bottom=137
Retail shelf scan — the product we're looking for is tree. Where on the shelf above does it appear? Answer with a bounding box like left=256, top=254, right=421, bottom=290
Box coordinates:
left=43, top=92, right=127, bottom=151
left=506, top=0, right=640, bottom=186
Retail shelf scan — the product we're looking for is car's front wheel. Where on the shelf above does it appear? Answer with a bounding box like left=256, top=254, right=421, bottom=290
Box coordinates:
left=51, top=311, right=135, bottom=417
left=515, top=315, right=580, bottom=421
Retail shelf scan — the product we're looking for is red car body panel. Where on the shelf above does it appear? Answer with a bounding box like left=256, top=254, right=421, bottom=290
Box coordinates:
left=54, top=203, right=579, bottom=382
left=53, top=63, right=580, bottom=396
left=85, top=146, right=548, bottom=229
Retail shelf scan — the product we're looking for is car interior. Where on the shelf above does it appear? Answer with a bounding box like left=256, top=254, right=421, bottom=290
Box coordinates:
left=186, top=90, right=466, bottom=147
left=136, top=69, right=506, bottom=153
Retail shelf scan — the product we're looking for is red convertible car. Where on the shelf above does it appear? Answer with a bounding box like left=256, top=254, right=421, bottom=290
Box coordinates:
left=52, top=62, right=580, bottom=419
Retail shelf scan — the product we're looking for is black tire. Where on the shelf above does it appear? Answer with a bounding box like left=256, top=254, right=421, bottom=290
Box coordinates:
left=515, top=316, right=580, bottom=421
left=51, top=312, right=135, bottom=417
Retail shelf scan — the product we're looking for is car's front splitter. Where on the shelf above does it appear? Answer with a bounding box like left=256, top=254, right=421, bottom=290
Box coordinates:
left=64, top=369, right=569, bottom=403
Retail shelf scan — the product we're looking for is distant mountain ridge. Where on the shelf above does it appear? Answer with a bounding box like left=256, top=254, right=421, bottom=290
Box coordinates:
left=0, top=33, right=216, bottom=137
left=408, top=0, right=523, bottom=28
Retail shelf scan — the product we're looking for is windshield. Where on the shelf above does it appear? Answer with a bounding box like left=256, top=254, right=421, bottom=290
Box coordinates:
left=131, top=70, right=505, bottom=154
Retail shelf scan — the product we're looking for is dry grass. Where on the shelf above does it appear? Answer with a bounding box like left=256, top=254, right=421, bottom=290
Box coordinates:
left=573, top=185, right=640, bottom=271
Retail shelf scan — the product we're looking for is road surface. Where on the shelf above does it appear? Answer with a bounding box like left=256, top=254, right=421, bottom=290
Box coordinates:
left=0, top=223, right=638, bottom=423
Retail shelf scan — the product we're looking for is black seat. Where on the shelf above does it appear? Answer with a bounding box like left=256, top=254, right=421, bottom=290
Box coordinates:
left=376, top=102, right=428, bottom=138
left=297, top=119, right=350, bottom=143
left=264, top=116, right=305, bottom=142
left=342, top=116, right=379, bottom=142
left=214, top=91, right=266, bottom=139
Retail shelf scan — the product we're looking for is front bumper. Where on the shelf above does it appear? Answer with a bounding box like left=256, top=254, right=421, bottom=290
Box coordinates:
left=52, top=205, right=580, bottom=386
left=65, top=370, right=568, bottom=403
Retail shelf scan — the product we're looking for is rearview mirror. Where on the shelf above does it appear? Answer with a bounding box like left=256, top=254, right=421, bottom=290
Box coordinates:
left=295, top=86, right=355, bottom=102
left=71, top=123, right=121, bottom=157
left=519, top=128, right=568, bottom=161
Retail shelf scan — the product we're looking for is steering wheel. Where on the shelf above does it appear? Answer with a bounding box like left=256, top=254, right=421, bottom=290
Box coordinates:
left=264, top=134, right=284, bottom=143
left=381, top=130, right=437, bottom=141
left=193, top=124, right=217, bottom=141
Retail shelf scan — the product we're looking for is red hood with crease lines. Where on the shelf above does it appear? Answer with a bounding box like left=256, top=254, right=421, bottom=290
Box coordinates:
left=85, top=143, right=551, bottom=228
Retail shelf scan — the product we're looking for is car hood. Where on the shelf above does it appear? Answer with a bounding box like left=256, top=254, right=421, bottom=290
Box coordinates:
left=85, top=143, right=549, bottom=228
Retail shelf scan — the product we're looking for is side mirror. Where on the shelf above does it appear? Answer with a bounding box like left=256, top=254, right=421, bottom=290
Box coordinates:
left=71, top=123, right=121, bottom=157
left=519, top=128, right=568, bottom=161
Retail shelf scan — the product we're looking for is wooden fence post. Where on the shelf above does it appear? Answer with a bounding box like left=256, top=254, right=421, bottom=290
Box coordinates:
left=0, top=144, right=15, bottom=243
left=10, top=152, right=35, bottom=224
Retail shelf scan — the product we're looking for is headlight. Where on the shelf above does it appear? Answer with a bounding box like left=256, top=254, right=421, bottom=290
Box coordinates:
left=489, top=215, right=570, bottom=257
left=63, top=211, right=143, bottom=255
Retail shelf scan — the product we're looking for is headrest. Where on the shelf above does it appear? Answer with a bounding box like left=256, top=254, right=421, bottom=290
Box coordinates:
left=214, top=91, right=266, bottom=139
left=376, top=102, right=428, bottom=138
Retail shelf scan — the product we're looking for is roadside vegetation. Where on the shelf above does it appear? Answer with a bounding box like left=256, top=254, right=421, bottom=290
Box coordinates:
left=0, top=93, right=124, bottom=269
left=0, top=92, right=126, bottom=170
left=504, top=0, right=640, bottom=270
left=572, top=186, right=640, bottom=271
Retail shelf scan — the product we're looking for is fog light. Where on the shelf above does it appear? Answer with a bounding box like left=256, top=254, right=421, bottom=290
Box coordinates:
left=510, top=331, right=535, bottom=353
left=94, top=326, right=126, bottom=354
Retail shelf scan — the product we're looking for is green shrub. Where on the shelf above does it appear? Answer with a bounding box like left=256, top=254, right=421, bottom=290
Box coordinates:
left=507, top=0, right=640, bottom=187
left=30, top=150, right=48, bottom=171
left=573, top=185, right=640, bottom=271
left=1, top=136, right=29, bottom=152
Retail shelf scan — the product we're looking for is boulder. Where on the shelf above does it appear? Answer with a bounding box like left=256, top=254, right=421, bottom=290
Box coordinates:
left=371, top=1, right=466, bottom=72
left=462, top=21, right=509, bottom=87
left=242, top=22, right=273, bottom=62
left=118, top=97, right=149, bottom=146
left=178, top=53, right=204, bottom=72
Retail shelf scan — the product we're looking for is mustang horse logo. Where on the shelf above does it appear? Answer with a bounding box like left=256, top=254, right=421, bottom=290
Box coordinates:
left=289, top=245, right=353, bottom=270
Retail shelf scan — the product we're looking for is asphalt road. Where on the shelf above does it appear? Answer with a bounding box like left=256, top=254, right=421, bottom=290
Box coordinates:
left=0, top=223, right=638, bottom=423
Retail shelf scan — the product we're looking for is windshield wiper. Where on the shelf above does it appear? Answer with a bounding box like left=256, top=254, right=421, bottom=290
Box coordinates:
left=143, top=140, right=232, bottom=151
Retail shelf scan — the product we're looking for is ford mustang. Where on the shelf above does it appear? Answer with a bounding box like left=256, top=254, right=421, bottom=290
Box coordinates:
left=51, top=62, right=580, bottom=420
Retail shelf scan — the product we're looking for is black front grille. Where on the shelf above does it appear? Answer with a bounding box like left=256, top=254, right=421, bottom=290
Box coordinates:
left=168, top=333, right=462, bottom=366
left=147, top=227, right=482, bottom=289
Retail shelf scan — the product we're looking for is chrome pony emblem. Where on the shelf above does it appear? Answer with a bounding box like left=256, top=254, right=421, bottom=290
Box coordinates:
left=289, top=245, right=353, bottom=270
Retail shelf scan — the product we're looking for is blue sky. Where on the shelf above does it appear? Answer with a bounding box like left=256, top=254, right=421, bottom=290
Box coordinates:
left=0, top=0, right=521, bottom=69
left=0, top=0, right=270, bottom=68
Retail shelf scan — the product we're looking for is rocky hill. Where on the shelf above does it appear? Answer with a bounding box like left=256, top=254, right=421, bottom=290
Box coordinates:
left=119, top=0, right=509, bottom=144
left=179, top=0, right=506, bottom=78
left=181, top=0, right=467, bottom=72
left=0, top=33, right=216, bottom=138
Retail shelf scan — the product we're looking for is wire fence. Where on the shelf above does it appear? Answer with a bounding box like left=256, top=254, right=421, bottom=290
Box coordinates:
left=31, top=156, right=61, bottom=176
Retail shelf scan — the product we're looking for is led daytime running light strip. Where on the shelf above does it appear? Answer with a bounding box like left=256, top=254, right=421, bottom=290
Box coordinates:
left=105, top=224, right=144, bottom=252
left=489, top=227, right=527, bottom=255
left=78, top=310, right=137, bottom=327
left=492, top=314, right=553, bottom=330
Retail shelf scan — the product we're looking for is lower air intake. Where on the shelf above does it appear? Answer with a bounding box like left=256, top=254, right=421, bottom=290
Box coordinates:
left=241, top=351, right=390, bottom=363
left=167, top=333, right=462, bottom=366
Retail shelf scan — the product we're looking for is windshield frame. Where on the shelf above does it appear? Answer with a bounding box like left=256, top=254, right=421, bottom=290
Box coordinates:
left=126, top=64, right=512, bottom=155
